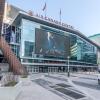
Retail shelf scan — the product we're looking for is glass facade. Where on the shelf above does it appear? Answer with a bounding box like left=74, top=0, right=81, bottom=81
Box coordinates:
left=20, top=19, right=97, bottom=64
left=21, top=19, right=40, bottom=57
left=2, top=18, right=98, bottom=73
left=2, top=23, right=21, bottom=57
left=70, top=34, right=97, bottom=64
left=89, top=34, right=100, bottom=66
left=24, top=41, right=34, bottom=57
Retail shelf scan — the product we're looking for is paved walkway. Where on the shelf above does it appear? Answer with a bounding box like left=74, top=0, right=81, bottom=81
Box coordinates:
left=16, top=76, right=65, bottom=100
left=69, top=73, right=100, bottom=100
left=16, top=74, right=92, bottom=100
left=1, top=73, right=99, bottom=100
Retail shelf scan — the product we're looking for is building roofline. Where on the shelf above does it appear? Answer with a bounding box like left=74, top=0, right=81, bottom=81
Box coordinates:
left=12, top=12, right=100, bottom=50
left=89, top=33, right=100, bottom=38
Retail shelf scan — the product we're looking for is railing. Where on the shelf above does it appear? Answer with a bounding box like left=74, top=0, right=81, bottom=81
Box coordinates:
left=0, top=36, right=27, bottom=75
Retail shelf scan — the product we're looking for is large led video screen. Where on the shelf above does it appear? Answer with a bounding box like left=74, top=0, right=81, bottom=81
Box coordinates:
left=35, top=28, right=70, bottom=58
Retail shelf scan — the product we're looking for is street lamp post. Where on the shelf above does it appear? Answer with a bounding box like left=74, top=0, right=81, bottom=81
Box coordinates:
left=67, top=56, right=70, bottom=77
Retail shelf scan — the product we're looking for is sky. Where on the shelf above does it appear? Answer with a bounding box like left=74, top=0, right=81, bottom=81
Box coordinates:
left=7, top=0, right=100, bottom=37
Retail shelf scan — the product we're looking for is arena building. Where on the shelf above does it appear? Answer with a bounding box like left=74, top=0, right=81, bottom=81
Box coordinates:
left=0, top=2, right=100, bottom=74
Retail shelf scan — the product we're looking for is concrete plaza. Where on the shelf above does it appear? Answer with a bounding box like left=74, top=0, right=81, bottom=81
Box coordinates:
left=0, top=72, right=100, bottom=100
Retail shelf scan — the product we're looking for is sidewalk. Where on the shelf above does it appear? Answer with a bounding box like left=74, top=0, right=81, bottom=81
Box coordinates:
left=0, top=73, right=98, bottom=100
left=71, top=72, right=98, bottom=80
left=46, top=73, right=100, bottom=100
left=16, top=74, right=92, bottom=100
left=16, top=76, right=65, bottom=100
left=69, top=73, right=100, bottom=100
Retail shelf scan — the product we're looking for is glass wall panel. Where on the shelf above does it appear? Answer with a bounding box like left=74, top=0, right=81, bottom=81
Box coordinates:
left=70, top=34, right=97, bottom=64
left=21, top=19, right=40, bottom=57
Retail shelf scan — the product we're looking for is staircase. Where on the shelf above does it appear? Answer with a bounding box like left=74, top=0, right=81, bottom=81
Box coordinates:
left=0, top=36, right=27, bottom=75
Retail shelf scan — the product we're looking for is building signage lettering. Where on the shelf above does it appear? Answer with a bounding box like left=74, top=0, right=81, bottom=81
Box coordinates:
left=31, top=12, right=74, bottom=29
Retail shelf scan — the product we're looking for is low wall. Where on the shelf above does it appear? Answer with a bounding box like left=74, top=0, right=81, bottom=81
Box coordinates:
left=0, top=73, right=19, bottom=86
left=0, top=81, right=22, bottom=100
